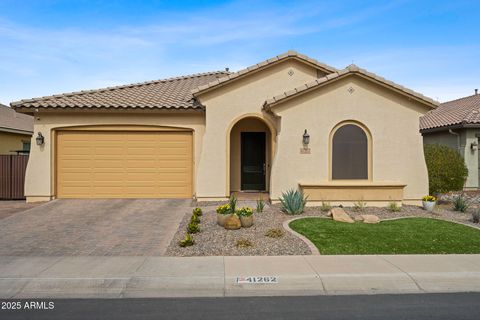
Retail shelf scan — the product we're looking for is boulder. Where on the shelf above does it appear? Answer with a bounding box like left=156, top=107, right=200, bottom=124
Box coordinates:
left=224, top=215, right=242, bottom=230
left=360, top=214, right=380, bottom=224
left=329, top=208, right=354, bottom=223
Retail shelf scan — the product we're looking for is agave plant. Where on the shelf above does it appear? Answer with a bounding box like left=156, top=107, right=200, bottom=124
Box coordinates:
left=279, top=189, right=308, bottom=215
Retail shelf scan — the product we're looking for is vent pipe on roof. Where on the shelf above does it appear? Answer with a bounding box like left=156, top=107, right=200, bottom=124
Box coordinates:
left=475, top=89, right=478, bottom=95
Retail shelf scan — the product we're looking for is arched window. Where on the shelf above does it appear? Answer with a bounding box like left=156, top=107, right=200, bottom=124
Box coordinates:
left=331, top=123, right=369, bottom=180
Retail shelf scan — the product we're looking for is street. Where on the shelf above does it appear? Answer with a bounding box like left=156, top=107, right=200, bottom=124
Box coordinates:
left=1, top=293, right=479, bottom=320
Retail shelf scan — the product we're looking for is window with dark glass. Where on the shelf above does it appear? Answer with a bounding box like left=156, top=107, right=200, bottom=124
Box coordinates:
left=332, top=124, right=368, bottom=179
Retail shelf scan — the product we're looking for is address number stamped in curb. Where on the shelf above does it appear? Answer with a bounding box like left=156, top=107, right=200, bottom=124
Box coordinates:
left=236, top=276, right=278, bottom=284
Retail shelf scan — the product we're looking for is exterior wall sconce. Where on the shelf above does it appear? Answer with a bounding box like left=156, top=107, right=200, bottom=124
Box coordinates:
left=36, top=132, right=45, bottom=146
left=471, top=140, right=478, bottom=150
left=303, top=129, right=310, bottom=146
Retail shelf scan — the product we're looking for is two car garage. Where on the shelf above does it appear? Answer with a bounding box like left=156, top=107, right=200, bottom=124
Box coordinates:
left=56, top=129, right=193, bottom=199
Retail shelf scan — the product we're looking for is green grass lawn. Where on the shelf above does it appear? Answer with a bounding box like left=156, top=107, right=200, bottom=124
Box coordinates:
left=289, top=217, right=480, bottom=254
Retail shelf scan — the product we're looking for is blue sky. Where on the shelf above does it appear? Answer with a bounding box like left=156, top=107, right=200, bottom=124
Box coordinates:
left=0, top=0, right=479, bottom=105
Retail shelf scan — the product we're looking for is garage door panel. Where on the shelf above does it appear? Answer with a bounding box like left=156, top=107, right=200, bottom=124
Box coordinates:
left=57, top=130, right=193, bottom=198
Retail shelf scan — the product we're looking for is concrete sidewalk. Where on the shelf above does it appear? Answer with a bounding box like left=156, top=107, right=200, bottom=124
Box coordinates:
left=1, top=255, right=480, bottom=298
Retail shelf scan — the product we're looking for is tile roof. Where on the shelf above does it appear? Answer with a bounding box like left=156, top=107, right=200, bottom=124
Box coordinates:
left=11, top=71, right=229, bottom=112
left=263, top=64, right=439, bottom=110
left=420, top=94, right=480, bottom=131
left=0, top=103, right=33, bottom=134
left=191, top=50, right=338, bottom=96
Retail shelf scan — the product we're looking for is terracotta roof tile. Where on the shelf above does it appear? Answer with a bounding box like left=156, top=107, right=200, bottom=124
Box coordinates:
left=191, top=50, right=338, bottom=96
left=420, top=94, right=480, bottom=131
left=263, top=64, right=439, bottom=109
left=11, top=71, right=229, bottom=111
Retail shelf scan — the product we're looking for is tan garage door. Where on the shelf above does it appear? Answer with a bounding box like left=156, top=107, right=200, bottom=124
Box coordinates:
left=56, top=130, right=193, bottom=198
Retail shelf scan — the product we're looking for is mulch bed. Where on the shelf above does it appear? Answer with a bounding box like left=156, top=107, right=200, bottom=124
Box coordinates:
left=165, top=202, right=479, bottom=257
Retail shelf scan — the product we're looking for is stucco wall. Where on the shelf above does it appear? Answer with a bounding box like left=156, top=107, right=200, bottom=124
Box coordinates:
left=422, top=130, right=463, bottom=152
left=196, top=59, right=320, bottom=198
left=25, top=111, right=205, bottom=201
left=270, top=76, right=430, bottom=202
left=0, top=131, right=31, bottom=155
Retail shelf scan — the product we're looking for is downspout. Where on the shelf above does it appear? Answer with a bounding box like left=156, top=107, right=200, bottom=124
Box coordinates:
left=448, top=129, right=461, bottom=154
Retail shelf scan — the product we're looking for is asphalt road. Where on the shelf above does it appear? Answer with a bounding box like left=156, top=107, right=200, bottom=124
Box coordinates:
left=1, top=293, right=479, bottom=320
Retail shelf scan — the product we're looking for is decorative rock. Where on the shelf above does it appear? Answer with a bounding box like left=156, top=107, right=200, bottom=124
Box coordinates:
left=360, top=214, right=380, bottom=224
left=329, top=208, right=354, bottom=223
left=224, top=215, right=241, bottom=230
left=354, top=215, right=364, bottom=222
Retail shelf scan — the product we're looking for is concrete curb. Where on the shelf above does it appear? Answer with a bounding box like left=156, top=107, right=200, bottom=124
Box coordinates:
left=282, top=217, right=322, bottom=255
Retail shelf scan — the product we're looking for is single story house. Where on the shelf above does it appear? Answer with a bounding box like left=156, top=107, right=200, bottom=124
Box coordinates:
left=12, top=51, right=438, bottom=205
left=421, top=91, right=480, bottom=189
left=0, top=103, right=33, bottom=155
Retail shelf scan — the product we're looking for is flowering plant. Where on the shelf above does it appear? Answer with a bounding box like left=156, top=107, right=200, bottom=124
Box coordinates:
left=236, top=207, right=253, bottom=217
left=422, top=195, right=436, bottom=202
left=216, top=204, right=232, bottom=215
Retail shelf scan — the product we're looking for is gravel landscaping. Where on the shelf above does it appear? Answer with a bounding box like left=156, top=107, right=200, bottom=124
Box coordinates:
left=165, top=200, right=480, bottom=257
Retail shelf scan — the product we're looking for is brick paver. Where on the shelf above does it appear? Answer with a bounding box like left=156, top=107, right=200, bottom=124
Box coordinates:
left=0, top=201, right=43, bottom=220
left=0, top=199, right=191, bottom=256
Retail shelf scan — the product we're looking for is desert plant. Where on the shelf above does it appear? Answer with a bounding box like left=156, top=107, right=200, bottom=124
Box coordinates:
left=235, top=239, right=253, bottom=248
left=190, top=214, right=200, bottom=224
left=193, top=207, right=203, bottom=216
left=279, top=189, right=308, bottom=215
left=424, top=144, right=468, bottom=195
left=187, top=221, right=200, bottom=234
left=216, top=203, right=232, bottom=215
left=179, top=234, right=194, bottom=247
left=256, top=199, right=265, bottom=213
left=473, top=210, right=480, bottom=223
left=453, top=193, right=469, bottom=212
left=229, top=194, right=237, bottom=213
left=320, top=201, right=332, bottom=212
left=236, top=206, right=253, bottom=217
left=265, top=228, right=285, bottom=238
left=387, top=202, right=401, bottom=212
left=353, top=199, right=367, bottom=212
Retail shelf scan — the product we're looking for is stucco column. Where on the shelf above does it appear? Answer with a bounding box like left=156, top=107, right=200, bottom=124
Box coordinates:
left=463, top=130, right=479, bottom=189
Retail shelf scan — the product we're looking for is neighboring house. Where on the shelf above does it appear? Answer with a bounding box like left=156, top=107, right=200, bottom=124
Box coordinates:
left=420, top=91, right=480, bottom=189
left=0, top=103, right=33, bottom=154
left=12, top=51, right=438, bottom=205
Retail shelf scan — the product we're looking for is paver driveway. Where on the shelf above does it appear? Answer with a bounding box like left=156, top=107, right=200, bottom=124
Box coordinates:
left=0, top=199, right=192, bottom=256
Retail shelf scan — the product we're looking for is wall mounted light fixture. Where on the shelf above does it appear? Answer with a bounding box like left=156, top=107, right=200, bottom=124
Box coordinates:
left=36, top=132, right=44, bottom=146
left=471, top=140, right=478, bottom=150
left=303, top=129, right=310, bottom=146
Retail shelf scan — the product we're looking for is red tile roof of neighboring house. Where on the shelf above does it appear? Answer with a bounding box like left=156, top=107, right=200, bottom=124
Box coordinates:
left=11, top=71, right=229, bottom=112
left=0, top=103, right=33, bottom=134
left=420, top=94, right=480, bottom=131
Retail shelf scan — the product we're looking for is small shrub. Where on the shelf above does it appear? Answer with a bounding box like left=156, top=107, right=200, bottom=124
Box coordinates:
left=279, top=189, right=308, bottom=215
left=353, top=200, right=367, bottom=212
left=265, top=228, right=284, bottom=238
left=387, top=202, right=401, bottom=212
left=236, top=239, right=253, bottom=248
left=424, top=144, right=468, bottom=195
left=256, top=199, right=265, bottom=213
left=179, top=234, right=194, bottom=247
left=193, top=207, right=203, bottom=216
left=229, top=195, right=237, bottom=213
left=187, top=221, right=200, bottom=234
left=422, top=195, right=437, bottom=202
left=473, top=210, right=480, bottom=223
left=190, top=214, right=200, bottom=224
left=453, top=193, right=469, bottom=212
left=216, top=204, right=232, bottom=215
left=236, top=206, right=253, bottom=217
left=320, top=201, right=332, bottom=212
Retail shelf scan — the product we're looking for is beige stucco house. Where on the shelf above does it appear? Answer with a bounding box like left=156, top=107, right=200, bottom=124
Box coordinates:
left=12, top=51, right=438, bottom=205
left=0, top=103, right=33, bottom=155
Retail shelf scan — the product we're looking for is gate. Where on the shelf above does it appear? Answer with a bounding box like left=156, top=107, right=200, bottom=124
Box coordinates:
left=0, top=155, right=29, bottom=200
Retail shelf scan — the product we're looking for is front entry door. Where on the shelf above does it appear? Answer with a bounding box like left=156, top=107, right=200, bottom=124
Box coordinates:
left=241, top=132, right=266, bottom=190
